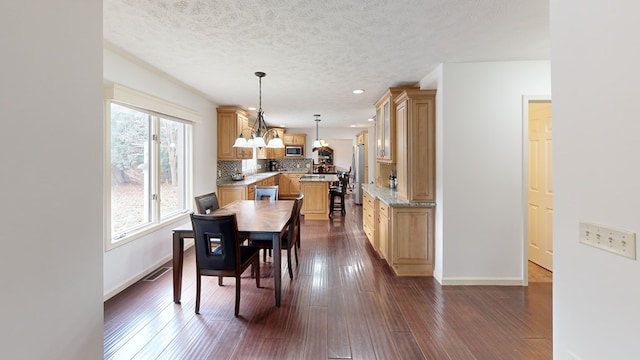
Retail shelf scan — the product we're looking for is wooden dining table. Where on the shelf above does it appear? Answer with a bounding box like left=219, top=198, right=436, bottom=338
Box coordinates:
left=171, top=199, right=294, bottom=307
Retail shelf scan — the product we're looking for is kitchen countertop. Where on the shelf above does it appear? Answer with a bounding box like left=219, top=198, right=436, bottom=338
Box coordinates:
left=217, top=170, right=309, bottom=186
left=362, top=184, right=437, bottom=207
left=299, top=174, right=340, bottom=182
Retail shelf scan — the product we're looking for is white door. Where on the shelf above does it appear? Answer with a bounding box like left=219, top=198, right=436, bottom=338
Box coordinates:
left=528, top=100, right=553, bottom=271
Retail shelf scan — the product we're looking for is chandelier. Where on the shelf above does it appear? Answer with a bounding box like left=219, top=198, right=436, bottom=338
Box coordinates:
left=233, top=72, right=284, bottom=149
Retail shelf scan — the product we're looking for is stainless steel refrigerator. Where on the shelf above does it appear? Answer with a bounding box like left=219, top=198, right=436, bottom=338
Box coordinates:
left=353, top=144, right=365, bottom=204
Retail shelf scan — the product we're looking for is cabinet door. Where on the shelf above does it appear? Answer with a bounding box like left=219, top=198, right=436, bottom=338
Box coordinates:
left=289, top=174, right=301, bottom=195
left=217, top=111, right=237, bottom=160
left=375, top=105, right=384, bottom=160
left=279, top=174, right=290, bottom=196
left=378, top=201, right=389, bottom=260
left=218, top=186, right=246, bottom=207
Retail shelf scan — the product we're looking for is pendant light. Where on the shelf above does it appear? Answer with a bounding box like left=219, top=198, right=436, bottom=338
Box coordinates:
left=312, top=114, right=323, bottom=149
left=233, top=71, right=284, bottom=149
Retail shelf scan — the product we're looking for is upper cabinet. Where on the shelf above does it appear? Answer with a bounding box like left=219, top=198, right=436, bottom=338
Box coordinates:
left=283, top=133, right=306, bottom=146
left=395, top=89, right=436, bottom=202
left=217, top=106, right=251, bottom=160
left=374, top=87, right=418, bottom=163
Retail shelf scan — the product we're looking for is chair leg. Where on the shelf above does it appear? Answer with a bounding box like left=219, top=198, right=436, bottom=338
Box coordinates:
left=234, top=276, right=241, bottom=317
left=287, top=249, right=293, bottom=280
left=341, top=195, right=346, bottom=215
left=195, top=274, right=201, bottom=314
left=218, top=276, right=223, bottom=286
left=294, top=244, right=299, bottom=266
left=254, top=260, right=261, bottom=288
left=263, top=249, right=266, bottom=262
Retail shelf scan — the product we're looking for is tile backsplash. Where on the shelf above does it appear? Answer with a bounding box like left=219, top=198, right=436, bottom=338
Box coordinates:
left=217, top=158, right=313, bottom=180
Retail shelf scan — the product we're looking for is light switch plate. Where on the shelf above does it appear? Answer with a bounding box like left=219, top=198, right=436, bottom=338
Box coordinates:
left=579, top=221, right=636, bottom=260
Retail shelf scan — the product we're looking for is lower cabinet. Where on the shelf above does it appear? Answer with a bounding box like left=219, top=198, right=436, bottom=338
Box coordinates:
left=362, top=192, right=377, bottom=252
left=217, top=186, right=247, bottom=207
left=278, top=173, right=303, bottom=199
left=362, top=190, right=435, bottom=276
left=387, top=206, right=434, bottom=276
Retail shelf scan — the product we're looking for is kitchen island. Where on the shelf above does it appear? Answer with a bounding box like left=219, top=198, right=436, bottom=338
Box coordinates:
left=298, top=174, right=339, bottom=220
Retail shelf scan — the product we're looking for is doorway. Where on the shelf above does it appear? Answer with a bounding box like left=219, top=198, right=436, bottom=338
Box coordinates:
left=524, top=96, right=553, bottom=282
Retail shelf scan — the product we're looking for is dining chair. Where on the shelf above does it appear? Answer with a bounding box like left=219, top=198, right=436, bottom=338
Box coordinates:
left=190, top=213, right=261, bottom=317
left=329, top=173, right=348, bottom=216
left=249, top=195, right=304, bottom=279
left=194, top=192, right=220, bottom=214
left=255, top=185, right=279, bottom=201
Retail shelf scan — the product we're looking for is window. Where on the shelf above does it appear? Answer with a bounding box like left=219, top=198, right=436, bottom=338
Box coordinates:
left=108, top=101, right=192, bottom=246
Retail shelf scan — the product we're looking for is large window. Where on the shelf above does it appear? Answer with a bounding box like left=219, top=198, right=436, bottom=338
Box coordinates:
left=108, top=101, right=192, bottom=246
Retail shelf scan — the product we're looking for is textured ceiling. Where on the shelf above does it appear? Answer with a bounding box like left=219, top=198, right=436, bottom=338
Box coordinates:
left=104, top=0, right=549, bottom=129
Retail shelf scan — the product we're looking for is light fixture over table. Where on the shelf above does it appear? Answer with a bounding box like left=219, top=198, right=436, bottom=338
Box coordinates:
left=233, top=72, right=284, bottom=149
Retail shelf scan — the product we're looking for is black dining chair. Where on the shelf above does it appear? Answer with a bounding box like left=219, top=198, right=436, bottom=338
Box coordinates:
left=194, top=192, right=220, bottom=214
left=190, top=213, right=261, bottom=317
left=329, top=174, right=348, bottom=216
left=248, top=195, right=304, bottom=279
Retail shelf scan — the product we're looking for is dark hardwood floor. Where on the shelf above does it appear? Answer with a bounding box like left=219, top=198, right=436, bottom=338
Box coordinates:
left=104, top=194, right=552, bottom=359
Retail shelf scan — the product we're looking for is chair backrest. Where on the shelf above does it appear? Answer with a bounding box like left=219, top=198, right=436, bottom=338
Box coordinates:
left=194, top=192, right=219, bottom=214
left=190, top=213, right=241, bottom=271
left=255, top=185, right=279, bottom=201
left=288, top=195, right=304, bottom=247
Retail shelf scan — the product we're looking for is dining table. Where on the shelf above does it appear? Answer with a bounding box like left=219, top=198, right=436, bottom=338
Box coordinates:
left=171, top=199, right=295, bottom=307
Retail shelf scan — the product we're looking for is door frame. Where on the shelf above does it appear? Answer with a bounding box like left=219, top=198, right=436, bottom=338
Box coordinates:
left=522, top=94, right=552, bottom=286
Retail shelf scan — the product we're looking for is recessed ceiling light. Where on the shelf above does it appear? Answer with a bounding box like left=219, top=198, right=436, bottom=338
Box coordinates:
left=248, top=107, right=256, bottom=111
left=352, top=89, right=365, bottom=94
left=367, top=118, right=374, bottom=122
left=350, top=125, right=356, bottom=128
left=279, top=124, right=285, bottom=128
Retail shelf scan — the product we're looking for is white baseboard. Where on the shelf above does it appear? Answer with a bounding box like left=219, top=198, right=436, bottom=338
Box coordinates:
left=439, top=277, right=525, bottom=286
left=103, top=241, right=194, bottom=301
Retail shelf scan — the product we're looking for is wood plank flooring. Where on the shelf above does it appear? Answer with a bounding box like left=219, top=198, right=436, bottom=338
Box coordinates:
left=104, top=195, right=552, bottom=359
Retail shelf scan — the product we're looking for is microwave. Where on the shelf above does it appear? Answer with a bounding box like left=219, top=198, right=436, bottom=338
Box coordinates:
left=285, top=146, right=303, bottom=157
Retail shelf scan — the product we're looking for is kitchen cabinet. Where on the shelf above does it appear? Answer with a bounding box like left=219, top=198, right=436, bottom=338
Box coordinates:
left=394, top=89, right=436, bottom=202
left=283, top=134, right=306, bottom=146
left=299, top=180, right=330, bottom=220
left=217, top=106, right=252, bottom=160
left=278, top=173, right=303, bottom=199
left=388, top=206, right=434, bottom=276
left=374, top=87, right=416, bottom=163
left=218, top=174, right=278, bottom=206
left=362, top=191, right=377, bottom=254
left=378, top=201, right=390, bottom=260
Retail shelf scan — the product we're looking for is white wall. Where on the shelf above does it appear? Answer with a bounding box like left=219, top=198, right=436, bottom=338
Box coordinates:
left=103, top=47, right=218, bottom=298
left=0, top=1, right=103, bottom=358
left=431, top=61, right=551, bottom=284
left=551, top=1, right=640, bottom=358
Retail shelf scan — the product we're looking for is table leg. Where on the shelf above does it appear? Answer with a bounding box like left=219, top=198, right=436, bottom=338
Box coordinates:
left=172, top=232, right=184, bottom=304
left=273, top=232, right=281, bottom=307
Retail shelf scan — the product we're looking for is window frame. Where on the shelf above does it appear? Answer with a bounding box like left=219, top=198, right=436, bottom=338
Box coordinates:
left=104, top=84, right=198, bottom=251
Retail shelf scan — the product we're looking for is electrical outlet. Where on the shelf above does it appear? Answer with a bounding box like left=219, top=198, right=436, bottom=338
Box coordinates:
left=579, top=221, right=636, bottom=260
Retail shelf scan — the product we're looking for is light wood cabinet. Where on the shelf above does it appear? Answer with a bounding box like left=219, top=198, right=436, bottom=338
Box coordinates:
left=363, top=191, right=377, bottom=254
left=283, top=134, right=306, bottom=145
left=374, top=87, right=417, bottom=163
left=378, top=201, right=390, bottom=260
left=300, top=181, right=329, bottom=220
left=388, top=206, right=434, bottom=276
left=278, top=173, right=303, bottom=199
left=217, top=106, right=251, bottom=160
left=217, top=186, right=248, bottom=207
left=395, top=89, right=436, bottom=202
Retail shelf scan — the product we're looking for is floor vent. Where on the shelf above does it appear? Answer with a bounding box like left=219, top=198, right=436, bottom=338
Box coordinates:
left=143, top=267, right=171, bottom=281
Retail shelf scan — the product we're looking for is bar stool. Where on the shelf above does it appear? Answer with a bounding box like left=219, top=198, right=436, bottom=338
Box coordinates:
left=329, top=174, right=347, bottom=216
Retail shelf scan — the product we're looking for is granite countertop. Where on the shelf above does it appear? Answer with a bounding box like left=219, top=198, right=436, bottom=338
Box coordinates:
left=299, top=174, right=340, bottom=182
left=362, top=184, right=437, bottom=207
left=217, top=172, right=280, bottom=186
left=217, top=170, right=310, bottom=186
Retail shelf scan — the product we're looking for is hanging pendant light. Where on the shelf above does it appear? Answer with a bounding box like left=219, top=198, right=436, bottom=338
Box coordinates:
left=232, top=71, right=284, bottom=149
left=312, top=114, right=323, bottom=149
